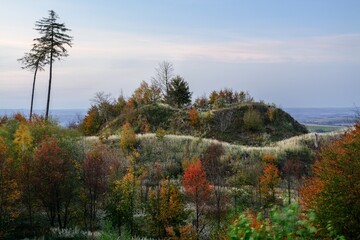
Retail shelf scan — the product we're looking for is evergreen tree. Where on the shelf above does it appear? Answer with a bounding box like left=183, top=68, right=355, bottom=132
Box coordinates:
left=18, top=45, right=47, bottom=121
left=167, top=76, right=192, bottom=108
left=34, top=10, right=73, bottom=120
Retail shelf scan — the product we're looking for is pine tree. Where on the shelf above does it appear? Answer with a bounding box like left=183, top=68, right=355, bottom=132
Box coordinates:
left=34, top=10, right=73, bottom=120
left=167, top=76, right=192, bottom=108
left=18, top=45, right=47, bottom=120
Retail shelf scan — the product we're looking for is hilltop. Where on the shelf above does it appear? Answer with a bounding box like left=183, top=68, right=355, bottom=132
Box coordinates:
left=80, top=76, right=308, bottom=146
left=91, top=102, right=308, bottom=146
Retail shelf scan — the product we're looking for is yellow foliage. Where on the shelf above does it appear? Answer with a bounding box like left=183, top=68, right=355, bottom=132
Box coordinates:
left=120, top=122, right=137, bottom=154
left=13, top=124, right=33, bottom=153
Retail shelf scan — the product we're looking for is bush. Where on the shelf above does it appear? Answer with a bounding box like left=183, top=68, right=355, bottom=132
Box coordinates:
left=228, top=202, right=317, bottom=240
left=243, top=108, right=263, bottom=131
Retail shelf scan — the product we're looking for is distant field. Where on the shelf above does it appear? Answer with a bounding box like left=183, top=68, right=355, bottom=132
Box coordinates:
left=305, top=124, right=346, bottom=133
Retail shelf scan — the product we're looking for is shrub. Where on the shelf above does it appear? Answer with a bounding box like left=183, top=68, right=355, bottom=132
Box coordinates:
left=228, top=202, right=317, bottom=240
left=243, top=108, right=263, bottom=131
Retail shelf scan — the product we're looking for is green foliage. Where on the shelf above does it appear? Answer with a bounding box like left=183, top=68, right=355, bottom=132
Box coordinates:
left=155, top=128, right=167, bottom=140
left=99, top=221, right=123, bottom=240
left=120, top=122, right=137, bottom=154
left=228, top=202, right=317, bottom=240
left=33, top=10, right=73, bottom=120
left=167, top=76, right=192, bottom=108
left=243, top=108, right=263, bottom=131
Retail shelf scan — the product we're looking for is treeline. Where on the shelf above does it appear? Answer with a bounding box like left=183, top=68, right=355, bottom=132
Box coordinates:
left=1, top=115, right=357, bottom=239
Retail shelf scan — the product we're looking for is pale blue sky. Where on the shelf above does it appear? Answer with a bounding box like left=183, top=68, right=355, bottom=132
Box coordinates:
left=1, top=0, right=360, bottom=109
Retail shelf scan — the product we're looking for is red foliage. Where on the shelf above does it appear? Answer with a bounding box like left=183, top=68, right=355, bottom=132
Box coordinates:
left=183, top=159, right=212, bottom=202
left=83, top=144, right=110, bottom=231
left=33, top=137, right=74, bottom=228
left=183, top=159, right=212, bottom=234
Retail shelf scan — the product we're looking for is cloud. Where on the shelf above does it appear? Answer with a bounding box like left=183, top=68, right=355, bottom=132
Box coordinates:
left=2, top=28, right=360, bottom=64
left=69, top=31, right=360, bottom=63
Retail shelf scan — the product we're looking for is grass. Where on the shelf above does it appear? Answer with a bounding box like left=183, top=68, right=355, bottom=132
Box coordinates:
left=85, top=129, right=345, bottom=163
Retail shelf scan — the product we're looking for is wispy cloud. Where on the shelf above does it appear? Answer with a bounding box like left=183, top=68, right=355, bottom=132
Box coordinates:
left=70, top=31, right=360, bottom=63
left=2, top=29, right=360, bottom=64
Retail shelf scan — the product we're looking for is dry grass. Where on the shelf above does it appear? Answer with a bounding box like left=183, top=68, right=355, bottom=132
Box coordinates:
left=83, top=128, right=345, bottom=161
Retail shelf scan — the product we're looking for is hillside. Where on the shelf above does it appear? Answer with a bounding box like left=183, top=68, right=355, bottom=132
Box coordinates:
left=101, top=102, right=308, bottom=146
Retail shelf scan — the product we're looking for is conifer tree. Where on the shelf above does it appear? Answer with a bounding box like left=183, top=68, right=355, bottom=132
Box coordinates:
left=167, top=76, right=192, bottom=108
left=18, top=44, right=47, bottom=120
left=34, top=10, right=73, bottom=120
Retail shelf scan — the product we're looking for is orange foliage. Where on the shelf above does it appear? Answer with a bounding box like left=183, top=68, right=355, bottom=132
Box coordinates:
left=82, top=107, right=101, bottom=135
left=183, top=159, right=212, bottom=203
left=260, top=154, right=280, bottom=206
left=166, top=224, right=198, bottom=240
left=14, top=113, right=27, bottom=123
left=183, top=159, right=212, bottom=233
left=299, top=124, right=360, bottom=238
left=188, top=107, right=199, bottom=127
left=262, top=154, right=277, bottom=165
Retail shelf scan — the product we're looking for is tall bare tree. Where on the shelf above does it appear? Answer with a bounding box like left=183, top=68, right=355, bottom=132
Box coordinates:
left=34, top=10, right=73, bottom=120
left=151, top=61, right=174, bottom=101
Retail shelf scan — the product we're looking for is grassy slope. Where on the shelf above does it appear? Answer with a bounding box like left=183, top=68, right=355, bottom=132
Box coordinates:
left=102, top=102, right=308, bottom=146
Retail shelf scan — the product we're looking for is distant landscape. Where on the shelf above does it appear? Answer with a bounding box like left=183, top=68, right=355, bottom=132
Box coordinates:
left=1, top=107, right=356, bottom=130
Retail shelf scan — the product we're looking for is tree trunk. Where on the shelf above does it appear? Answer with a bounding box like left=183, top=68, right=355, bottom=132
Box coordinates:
left=30, top=64, right=38, bottom=121
left=45, top=33, right=54, bottom=121
left=287, top=178, right=291, bottom=205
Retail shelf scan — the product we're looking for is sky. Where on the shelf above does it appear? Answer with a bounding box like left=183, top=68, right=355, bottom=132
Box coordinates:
left=1, top=0, right=360, bottom=110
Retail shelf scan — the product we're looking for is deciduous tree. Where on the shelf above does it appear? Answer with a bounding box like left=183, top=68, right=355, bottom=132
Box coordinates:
left=188, top=107, right=199, bottom=127
left=147, top=179, right=186, bottom=238
left=131, top=81, right=161, bottom=106
left=33, top=137, right=76, bottom=228
left=82, top=143, right=110, bottom=232
left=0, top=137, right=21, bottom=238
left=151, top=61, right=174, bottom=101
left=183, top=159, right=212, bottom=235
left=201, top=144, right=229, bottom=229
left=260, top=154, right=280, bottom=207
left=300, top=125, right=360, bottom=239
left=120, top=122, right=137, bottom=154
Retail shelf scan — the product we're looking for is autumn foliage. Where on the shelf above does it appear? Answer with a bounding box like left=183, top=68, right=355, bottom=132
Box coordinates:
left=120, top=122, right=137, bottom=154
left=0, top=137, right=21, bottom=238
left=300, top=125, right=360, bottom=238
left=147, top=179, right=187, bottom=238
left=33, top=137, right=76, bottom=229
left=183, top=159, right=212, bottom=234
left=260, top=154, right=280, bottom=206
left=188, top=107, right=199, bottom=127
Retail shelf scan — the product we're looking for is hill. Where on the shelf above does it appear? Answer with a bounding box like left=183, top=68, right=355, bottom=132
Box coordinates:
left=100, top=102, right=308, bottom=146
